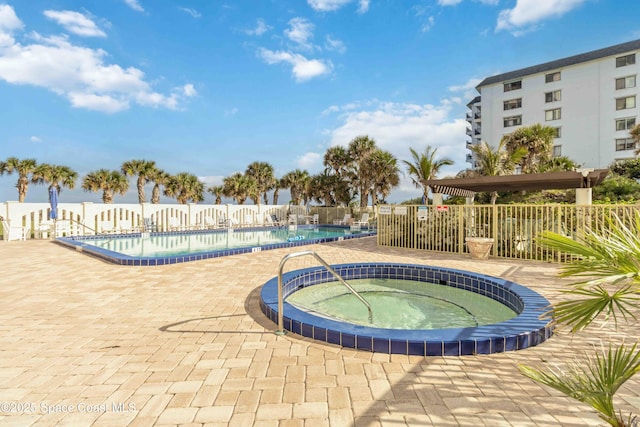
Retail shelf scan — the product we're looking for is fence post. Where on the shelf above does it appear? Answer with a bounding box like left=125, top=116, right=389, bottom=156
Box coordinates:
left=458, top=205, right=465, bottom=255
left=492, top=204, right=498, bottom=257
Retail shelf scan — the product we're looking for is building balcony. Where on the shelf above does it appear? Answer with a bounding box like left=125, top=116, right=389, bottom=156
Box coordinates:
left=466, top=128, right=473, bottom=136
left=466, top=154, right=473, bottom=163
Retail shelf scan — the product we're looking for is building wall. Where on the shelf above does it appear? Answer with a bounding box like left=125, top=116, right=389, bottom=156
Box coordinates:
left=468, top=44, right=639, bottom=169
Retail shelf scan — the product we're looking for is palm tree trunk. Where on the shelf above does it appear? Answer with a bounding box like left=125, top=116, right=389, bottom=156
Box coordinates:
left=137, top=177, right=146, bottom=203
left=151, top=185, right=160, bottom=204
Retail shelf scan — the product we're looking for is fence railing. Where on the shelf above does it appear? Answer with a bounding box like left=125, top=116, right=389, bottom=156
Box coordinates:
left=376, top=204, right=640, bottom=262
left=0, top=202, right=376, bottom=238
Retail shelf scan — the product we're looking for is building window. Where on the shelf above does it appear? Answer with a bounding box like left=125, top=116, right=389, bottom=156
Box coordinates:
left=616, top=75, right=636, bottom=90
left=503, top=80, right=522, bottom=92
left=616, top=54, right=636, bottom=68
left=503, top=115, right=522, bottom=127
left=545, top=90, right=561, bottom=103
left=552, top=145, right=562, bottom=157
left=616, top=117, right=636, bottom=131
left=503, top=98, right=522, bottom=110
left=545, top=72, right=561, bottom=83
left=552, top=127, right=561, bottom=138
left=616, top=96, right=636, bottom=110
left=545, top=108, right=561, bottom=121
left=615, top=138, right=636, bottom=151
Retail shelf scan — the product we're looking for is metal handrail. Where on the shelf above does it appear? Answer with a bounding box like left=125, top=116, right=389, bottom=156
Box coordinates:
left=276, top=250, right=373, bottom=335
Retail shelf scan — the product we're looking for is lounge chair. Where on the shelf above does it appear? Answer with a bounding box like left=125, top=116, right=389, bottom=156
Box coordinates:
left=143, top=217, right=158, bottom=232
left=168, top=217, right=182, bottom=231
left=310, top=214, right=319, bottom=224
left=265, top=214, right=285, bottom=227
left=35, top=220, right=54, bottom=239
left=354, top=213, right=370, bottom=228
left=2, top=219, right=29, bottom=241
left=98, top=221, right=116, bottom=234
left=203, top=216, right=216, bottom=229
left=333, top=214, right=351, bottom=225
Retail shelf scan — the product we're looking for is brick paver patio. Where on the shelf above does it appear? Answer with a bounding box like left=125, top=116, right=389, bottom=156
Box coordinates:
left=0, top=236, right=638, bottom=426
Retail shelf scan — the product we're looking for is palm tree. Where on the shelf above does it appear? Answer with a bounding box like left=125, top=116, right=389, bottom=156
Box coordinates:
left=148, top=168, right=169, bottom=204
left=208, top=185, right=224, bottom=205
left=502, top=124, right=557, bottom=173
left=33, top=164, right=78, bottom=194
left=631, top=123, right=640, bottom=155
left=520, top=213, right=640, bottom=426
left=82, top=169, right=129, bottom=203
left=402, top=146, right=453, bottom=204
left=281, top=169, right=310, bottom=205
left=0, top=157, right=38, bottom=202
left=470, top=140, right=526, bottom=204
left=347, top=135, right=377, bottom=208
left=121, top=159, right=157, bottom=203
left=538, top=155, right=581, bottom=173
left=272, top=177, right=283, bottom=205
left=369, top=149, right=400, bottom=205
left=222, top=172, right=258, bottom=205
left=246, top=161, right=275, bottom=205
left=164, top=173, right=204, bottom=204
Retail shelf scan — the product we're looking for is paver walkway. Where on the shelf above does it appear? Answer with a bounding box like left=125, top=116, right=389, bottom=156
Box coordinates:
left=0, top=237, right=638, bottom=426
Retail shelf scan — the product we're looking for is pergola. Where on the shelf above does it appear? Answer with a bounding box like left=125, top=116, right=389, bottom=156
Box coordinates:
left=425, top=169, right=609, bottom=204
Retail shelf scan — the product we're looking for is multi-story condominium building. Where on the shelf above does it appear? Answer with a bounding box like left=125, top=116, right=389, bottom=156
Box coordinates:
left=466, top=39, right=640, bottom=169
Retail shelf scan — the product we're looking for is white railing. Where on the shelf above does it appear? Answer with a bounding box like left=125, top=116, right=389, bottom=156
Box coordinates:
left=0, top=201, right=292, bottom=238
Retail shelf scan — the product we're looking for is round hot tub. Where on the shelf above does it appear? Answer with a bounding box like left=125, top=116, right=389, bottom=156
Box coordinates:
left=260, top=262, right=553, bottom=356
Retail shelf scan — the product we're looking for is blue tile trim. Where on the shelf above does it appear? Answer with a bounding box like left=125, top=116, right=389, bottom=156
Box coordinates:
left=53, top=226, right=376, bottom=266
left=260, top=262, right=554, bottom=356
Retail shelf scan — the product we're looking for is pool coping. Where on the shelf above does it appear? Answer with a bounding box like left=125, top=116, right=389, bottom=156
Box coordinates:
left=260, top=262, right=554, bottom=356
left=54, top=225, right=376, bottom=266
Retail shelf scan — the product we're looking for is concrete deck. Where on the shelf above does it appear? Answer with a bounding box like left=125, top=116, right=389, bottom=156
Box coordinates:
left=0, top=237, right=638, bottom=426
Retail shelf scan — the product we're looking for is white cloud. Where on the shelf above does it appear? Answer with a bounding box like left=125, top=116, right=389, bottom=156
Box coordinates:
left=198, top=175, right=224, bottom=186
left=30, top=136, right=41, bottom=142
left=285, top=17, right=315, bottom=50
left=438, top=0, right=463, bottom=5
left=124, top=0, right=144, bottom=12
left=297, top=152, right=322, bottom=169
left=178, top=7, right=201, bottom=18
left=358, top=0, right=370, bottom=13
left=182, top=83, right=196, bottom=97
left=245, top=18, right=271, bottom=36
left=0, top=6, right=194, bottom=113
left=421, top=16, right=435, bottom=32
left=324, top=100, right=468, bottom=199
left=325, top=35, right=346, bottom=53
left=258, top=48, right=332, bottom=82
left=307, top=0, right=353, bottom=12
left=0, top=4, right=23, bottom=32
left=496, top=0, right=586, bottom=32
left=43, top=10, right=106, bottom=38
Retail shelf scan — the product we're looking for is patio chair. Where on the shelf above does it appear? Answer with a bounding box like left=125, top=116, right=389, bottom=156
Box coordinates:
left=143, top=217, right=158, bottom=232
left=35, top=220, right=54, bottom=239
left=310, top=214, right=319, bottom=224
left=168, top=217, right=182, bottom=231
left=354, top=213, right=370, bottom=228
left=203, top=216, right=216, bottom=229
left=333, top=213, right=351, bottom=225
left=98, top=221, right=116, bottom=234
left=2, top=219, right=29, bottom=241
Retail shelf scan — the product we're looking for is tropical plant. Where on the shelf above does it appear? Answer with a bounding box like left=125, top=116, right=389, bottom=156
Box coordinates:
left=0, top=157, right=38, bottom=202
left=519, top=212, right=640, bottom=426
left=469, top=139, right=526, bottom=204
left=208, top=185, right=224, bottom=205
left=281, top=169, right=310, bottom=205
left=538, top=155, right=581, bottom=173
left=347, top=135, right=377, bottom=208
left=502, top=123, right=557, bottom=173
left=632, top=123, right=640, bottom=155
left=246, top=161, right=276, bottom=205
left=148, top=168, right=169, bottom=204
left=323, top=146, right=354, bottom=207
left=82, top=169, right=129, bottom=203
left=222, top=172, right=258, bottom=205
left=611, top=158, right=640, bottom=181
left=33, top=163, right=78, bottom=193
left=402, top=146, right=453, bottom=204
left=121, top=159, right=157, bottom=203
left=164, top=173, right=204, bottom=204
left=369, top=149, right=400, bottom=205
left=593, top=175, right=640, bottom=202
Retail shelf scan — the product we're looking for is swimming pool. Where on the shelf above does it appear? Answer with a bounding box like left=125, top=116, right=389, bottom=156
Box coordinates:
left=56, top=225, right=375, bottom=265
left=260, top=262, right=553, bottom=356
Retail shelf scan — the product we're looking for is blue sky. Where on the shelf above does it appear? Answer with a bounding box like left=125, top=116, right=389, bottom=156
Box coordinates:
left=0, top=0, right=638, bottom=204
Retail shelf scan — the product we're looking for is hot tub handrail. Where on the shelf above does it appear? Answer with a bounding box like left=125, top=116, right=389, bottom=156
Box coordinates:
left=276, top=250, right=373, bottom=334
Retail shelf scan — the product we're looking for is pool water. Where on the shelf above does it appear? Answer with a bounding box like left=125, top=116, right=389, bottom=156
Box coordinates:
left=285, top=278, right=517, bottom=329
left=77, top=226, right=369, bottom=257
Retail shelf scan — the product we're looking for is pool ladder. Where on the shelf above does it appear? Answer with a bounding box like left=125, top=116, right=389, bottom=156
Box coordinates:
left=275, top=250, right=373, bottom=335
